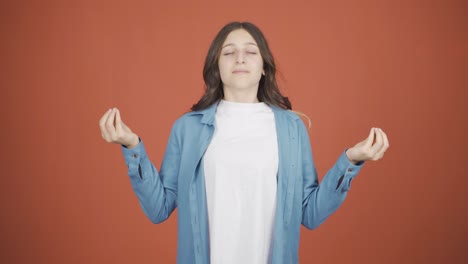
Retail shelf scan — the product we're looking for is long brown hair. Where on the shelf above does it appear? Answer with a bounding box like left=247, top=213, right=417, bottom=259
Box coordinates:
left=191, top=22, right=292, bottom=111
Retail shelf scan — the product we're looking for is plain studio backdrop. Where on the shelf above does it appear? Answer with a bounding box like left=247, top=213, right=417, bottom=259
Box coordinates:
left=1, top=0, right=467, bottom=263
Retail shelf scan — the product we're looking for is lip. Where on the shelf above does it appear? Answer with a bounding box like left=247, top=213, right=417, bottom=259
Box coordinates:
left=232, top=70, right=249, bottom=74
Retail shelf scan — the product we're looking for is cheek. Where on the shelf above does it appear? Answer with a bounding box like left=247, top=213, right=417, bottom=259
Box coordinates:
left=253, top=60, right=264, bottom=74
left=218, top=57, right=229, bottom=70
left=218, top=62, right=229, bottom=82
left=250, top=56, right=263, bottom=68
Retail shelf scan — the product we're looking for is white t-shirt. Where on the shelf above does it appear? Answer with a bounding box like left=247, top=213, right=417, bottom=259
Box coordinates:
left=204, top=100, right=279, bottom=264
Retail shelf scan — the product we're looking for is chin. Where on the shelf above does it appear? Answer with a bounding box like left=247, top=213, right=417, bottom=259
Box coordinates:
left=230, top=84, right=257, bottom=91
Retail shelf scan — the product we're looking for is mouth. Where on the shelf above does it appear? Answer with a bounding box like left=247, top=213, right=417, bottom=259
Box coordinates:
left=232, top=70, right=249, bottom=74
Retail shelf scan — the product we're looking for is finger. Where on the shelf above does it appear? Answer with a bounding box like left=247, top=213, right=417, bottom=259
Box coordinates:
left=99, top=109, right=113, bottom=141
left=364, top=127, right=376, bottom=148
left=370, top=128, right=384, bottom=156
left=381, top=129, right=389, bottom=148
left=374, top=130, right=389, bottom=160
left=115, top=108, right=123, bottom=133
left=99, top=108, right=112, bottom=128
left=105, top=108, right=117, bottom=139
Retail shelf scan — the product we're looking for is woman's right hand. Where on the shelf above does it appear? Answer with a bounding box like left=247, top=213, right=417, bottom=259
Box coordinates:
left=99, top=108, right=140, bottom=148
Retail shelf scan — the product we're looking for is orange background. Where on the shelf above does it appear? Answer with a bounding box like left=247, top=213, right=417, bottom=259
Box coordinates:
left=1, top=0, right=467, bottom=263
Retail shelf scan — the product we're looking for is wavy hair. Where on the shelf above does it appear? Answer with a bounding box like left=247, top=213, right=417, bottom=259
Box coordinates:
left=191, top=22, right=292, bottom=111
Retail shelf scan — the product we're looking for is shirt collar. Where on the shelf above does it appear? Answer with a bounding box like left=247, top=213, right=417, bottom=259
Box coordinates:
left=186, top=100, right=220, bottom=126
left=186, top=100, right=298, bottom=126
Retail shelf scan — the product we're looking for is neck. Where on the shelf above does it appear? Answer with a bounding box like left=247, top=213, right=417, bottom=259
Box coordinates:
left=223, top=87, right=259, bottom=103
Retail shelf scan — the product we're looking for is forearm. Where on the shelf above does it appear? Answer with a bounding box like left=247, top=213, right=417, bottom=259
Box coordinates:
left=121, top=140, right=176, bottom=223
left=302, top=150, right=363, bottom=229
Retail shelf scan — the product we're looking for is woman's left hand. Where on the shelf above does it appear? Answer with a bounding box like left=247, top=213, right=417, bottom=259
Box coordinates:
left=346, top=127, right=389, bottom=164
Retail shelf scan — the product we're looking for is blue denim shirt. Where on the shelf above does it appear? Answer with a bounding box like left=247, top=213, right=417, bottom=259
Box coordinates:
left=121, top=102, right=364, bottom=263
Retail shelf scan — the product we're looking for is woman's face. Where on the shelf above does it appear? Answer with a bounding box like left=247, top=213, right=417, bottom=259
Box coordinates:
left=218, top=29, right=264, bottom=94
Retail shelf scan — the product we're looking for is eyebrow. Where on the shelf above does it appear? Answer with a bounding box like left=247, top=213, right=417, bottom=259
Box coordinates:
left=222, top=42, right=258, bottom=49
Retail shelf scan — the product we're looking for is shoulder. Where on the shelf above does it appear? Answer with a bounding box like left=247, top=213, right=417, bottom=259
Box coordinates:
left=171, top=111, right=202, bottom=130
left=164, top=111, right=206, bottom=146
left=271, top=106, right=307, bottom=126
left=272, top=107, right=312, bottom=140
left=170, top=104, right=216, bottom=133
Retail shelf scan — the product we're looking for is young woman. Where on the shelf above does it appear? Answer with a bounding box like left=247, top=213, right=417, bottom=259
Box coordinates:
left=99, top=21, right=389, bottom=264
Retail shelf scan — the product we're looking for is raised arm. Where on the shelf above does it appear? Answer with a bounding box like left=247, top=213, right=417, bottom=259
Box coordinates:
left=301, top=124, right=389, bottom=229
left=99, top=107, right=178, bottom=223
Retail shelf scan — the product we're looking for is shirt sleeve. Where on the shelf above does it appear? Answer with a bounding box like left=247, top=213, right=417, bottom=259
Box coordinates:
left=120, top=124, right=180, bottom=224
left=333, top=149, right=364, bottom=192
left=299, top=120, right=365, bottom=230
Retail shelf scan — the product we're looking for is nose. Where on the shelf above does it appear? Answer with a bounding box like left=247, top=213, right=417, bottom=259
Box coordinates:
left=235, top=52, right=245, bottom=64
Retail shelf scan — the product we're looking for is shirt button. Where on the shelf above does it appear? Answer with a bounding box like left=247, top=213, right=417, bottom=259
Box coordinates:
left=132, top=154, right=138, bottom=158
left=347, top=168, right=353, bottom=172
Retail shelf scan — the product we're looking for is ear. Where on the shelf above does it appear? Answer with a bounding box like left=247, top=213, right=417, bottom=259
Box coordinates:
left=262, top=70, right=265, bottom=76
